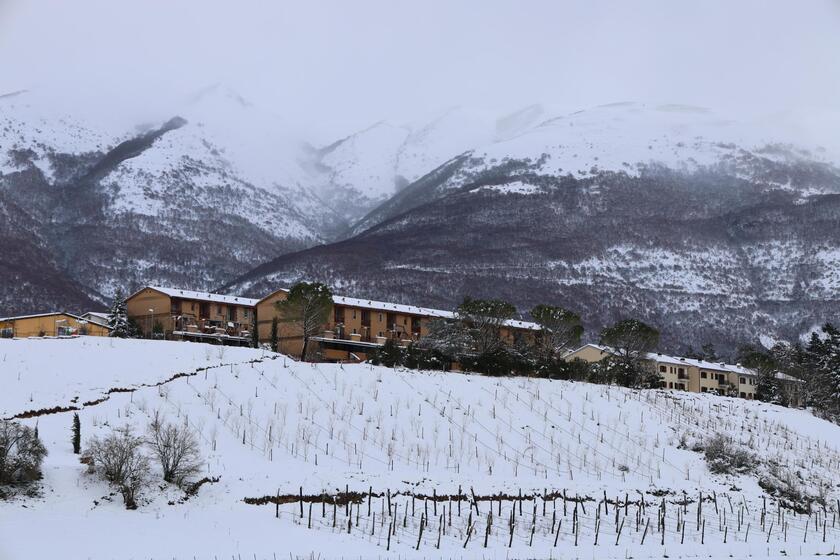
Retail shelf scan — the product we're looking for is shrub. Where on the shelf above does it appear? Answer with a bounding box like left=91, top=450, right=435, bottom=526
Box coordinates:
left=0, top=420, right=47, bottom=486
left=148, top=413, right=202, bottom=487
left=704, top=433, right=755, bottom=474
left=87, top=426, right=150, bottom=509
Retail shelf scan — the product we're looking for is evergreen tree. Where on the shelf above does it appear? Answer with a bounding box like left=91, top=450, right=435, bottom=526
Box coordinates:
left=599, top=319, right=660, bottom=387
left=72, top=413, right=81, bottom=454
left=529, top=304, right=583, bottom=373
left=107, top=289, right=132, bottom=338
left=806, top=324, right=840, bottom=419
left=250, top=315, right=259, bottom=348
left=455, top=297, right=517, bottom=355
left=738, top=345, right=780, bottom=404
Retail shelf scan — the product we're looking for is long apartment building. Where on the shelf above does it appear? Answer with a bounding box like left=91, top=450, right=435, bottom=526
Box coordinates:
left=564, top=343, right=802, bottom=403
left=256, top=288, right=540, bottom=361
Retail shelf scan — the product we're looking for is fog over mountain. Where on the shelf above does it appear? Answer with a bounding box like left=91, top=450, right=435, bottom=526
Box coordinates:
left=1, top=1, right=840, bottom=351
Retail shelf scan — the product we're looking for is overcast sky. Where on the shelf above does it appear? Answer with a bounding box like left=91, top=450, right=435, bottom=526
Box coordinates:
left=1, top=0, right=839, bottom=140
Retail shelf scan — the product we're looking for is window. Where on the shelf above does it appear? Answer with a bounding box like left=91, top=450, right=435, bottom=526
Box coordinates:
left=217, top=305, right=222, bottom=315
left=701, top=387, right=707, bottom=393
left=740, top=377, right=746, bottom=385
left=668, top=382, right=673, bottom=389
left=659, top=365, right=666, bottom=373
left=378, top=313, right=383, bottom=322
left=352, top=310, right=356, bottom=319
left=701, top=371, right=707, bottom=379
left=243, top=309, right=249, bottom=319
left=740, top=392, right=746, bottom=398
left=678, top=368, right=684, bottom=375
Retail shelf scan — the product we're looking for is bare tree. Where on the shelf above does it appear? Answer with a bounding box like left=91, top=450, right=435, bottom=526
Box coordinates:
left=147, top=412, right=202, bottom=487
left=87, top=426, right=149, bottom=509
left=275, top=282, right=333, bottom=360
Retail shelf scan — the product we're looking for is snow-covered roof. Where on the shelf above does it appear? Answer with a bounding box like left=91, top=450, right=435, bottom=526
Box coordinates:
left=566, top=344, right=756, bottom=375
left=331, top=295, right=541, bottom=331
left=81, top=312, right=110, bottom=325
left=139, top=286, right=260, bottom=307
left=0, top=311, right=85, bottom=322
left=645, top=351, right=755, bottom=376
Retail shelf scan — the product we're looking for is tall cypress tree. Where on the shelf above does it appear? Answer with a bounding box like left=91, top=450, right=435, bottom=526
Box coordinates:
left=72, top=413, right=81, bottom=454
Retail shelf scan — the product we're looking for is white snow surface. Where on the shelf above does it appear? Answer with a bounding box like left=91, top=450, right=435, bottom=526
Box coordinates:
left=2, top=338, right=840, bottom=559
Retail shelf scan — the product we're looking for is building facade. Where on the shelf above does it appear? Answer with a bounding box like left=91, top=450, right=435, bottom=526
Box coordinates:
left=0, top=312, right=111, bottom=338
left=126, top=286, right=258, bottom=344
left=562, top=344, right=795, bottom=401
left=255, top=291, right=541, bottom=362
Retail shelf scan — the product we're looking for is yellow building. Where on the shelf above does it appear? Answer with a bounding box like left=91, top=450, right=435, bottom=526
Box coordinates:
left=564, top=343, right=763, bottom=400
left=256, top=290, right=541, bottom=362
left=0, top=312, right=112, bottom=338
left=126, top=286, right=258, bottom=344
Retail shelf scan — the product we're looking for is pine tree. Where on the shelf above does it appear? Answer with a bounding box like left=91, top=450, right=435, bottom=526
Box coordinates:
left=108, top=289, right=132, bottom=338
left=72, top=413, right=81, bottom=454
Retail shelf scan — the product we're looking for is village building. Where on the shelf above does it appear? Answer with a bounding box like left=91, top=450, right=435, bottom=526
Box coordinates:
left=0, top=312, right=112, bottom=338
left=255, top=289, right=541, bottom=362
left=564, top=343, right=803, bottom=404
left=80, top=311, right=110, bottom=327
left=125, top=286, right=258, bottom=345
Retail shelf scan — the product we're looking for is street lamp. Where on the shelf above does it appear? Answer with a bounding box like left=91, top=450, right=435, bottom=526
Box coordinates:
left=148, top=308, right=154, bottom=339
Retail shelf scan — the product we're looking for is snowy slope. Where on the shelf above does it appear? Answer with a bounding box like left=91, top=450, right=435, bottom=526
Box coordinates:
left=3, top=338, right=840, bottom=558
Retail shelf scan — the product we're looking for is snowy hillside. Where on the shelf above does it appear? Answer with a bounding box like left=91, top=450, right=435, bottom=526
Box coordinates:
left=3, top=338, right=840, bottom=558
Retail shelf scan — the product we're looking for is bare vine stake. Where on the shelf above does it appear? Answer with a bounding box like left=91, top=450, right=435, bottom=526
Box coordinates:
left=307, top=503, right=312, bottom=529
left=595, top=518, right=600, bottom=546
left=299, top=487, right=304, bottom=518
left=681, top=519, right=685, bottom=544
left=554, top=518, right=562, bottom=547
left=641, top=518, right=649, bottom=545
left=386, top=521, right=392, bottom=551
left=463, top=521, right=473, bottom=548
left=616, top=518, right=625, bottom=546
left=529, top=524, right=535, bottom=547
left=767, top=522, right=774, bottom=543
left=415, top=513, right=425, bottom=550
left=701, top=519, right=705, bottom=545
left=275, top=489, right=279, bottom=519
left=437, top=514, right=443, bottom=549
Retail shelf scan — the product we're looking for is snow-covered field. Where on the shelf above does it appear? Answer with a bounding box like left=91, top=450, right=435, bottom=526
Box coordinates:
left=2, top=338, right=840, bottom=559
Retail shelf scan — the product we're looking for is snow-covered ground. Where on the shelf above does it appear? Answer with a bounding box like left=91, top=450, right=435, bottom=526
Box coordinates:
left=2, top=337, right=840, bottom=559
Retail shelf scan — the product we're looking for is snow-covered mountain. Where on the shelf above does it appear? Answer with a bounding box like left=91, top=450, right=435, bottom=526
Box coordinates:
left=313, top=105, right=546, bottom=223
left=228, top=103, right=840, bottom=352
left=0, top=87, right=341, bottom=313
